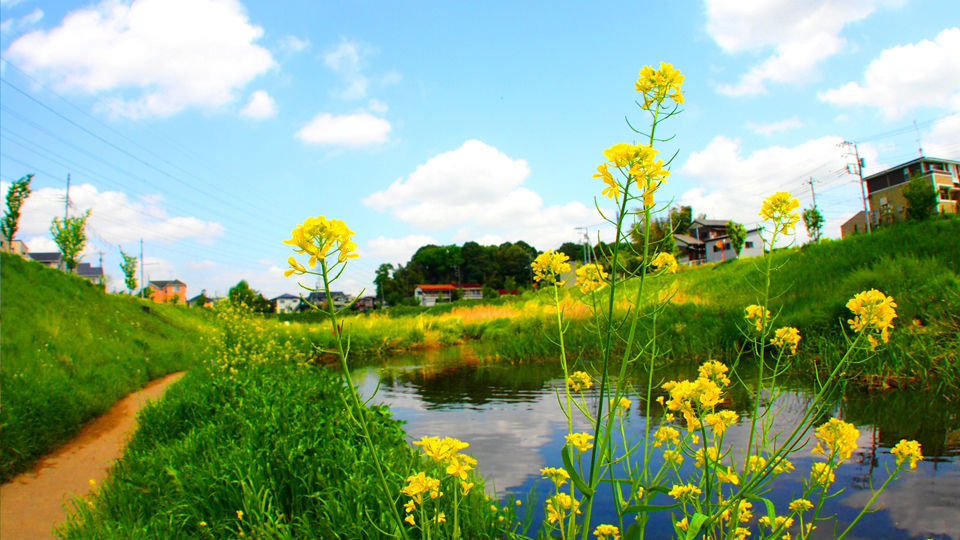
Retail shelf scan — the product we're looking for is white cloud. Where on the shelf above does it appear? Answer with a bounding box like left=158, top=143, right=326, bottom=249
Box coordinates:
left=677, top=135, right=877, bottom=235
left=2, top=182, right=225, bottom=248
left=0, top=7, right=42, bottom=35
left=142, top=256, right=176, bottom=281
left=746, top=116, right=804, bottom=136
left=240, top=89, right=277, bottom=119
left=367, top=98, right=388, bottom=114
left=5, top=0, right=274, bottom=118
left=924, top=113, right=960, bottom=159
left=364, top=140, right=602, bottom=251
left=324, top=39, right=369, bottom=100
left=277, top=34, right=310, bottom=53
left=706, top=0, right=897, bottom=96
left=366, top=234, right=438, bottom=266
left=819, top=27, right=960, bottom=118
left=0, top=0, right=26, bottom=7
left=295, top=112, right=391, bottom=146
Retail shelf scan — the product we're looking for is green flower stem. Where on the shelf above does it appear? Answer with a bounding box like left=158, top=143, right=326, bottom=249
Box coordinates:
left=320, top=259, right=409, bottom=540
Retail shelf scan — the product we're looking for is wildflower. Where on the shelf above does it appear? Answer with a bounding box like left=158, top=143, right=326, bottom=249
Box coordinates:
left=744, top=304, right=771, bottom=332
left=404, top=500, right=417, bottom=514
left=788, top=499, right=813, bottom=513
left=694, top=447, right=719, bottom=468
left=699, top=360, right=731, bottom=386
left=434, top=512, right=446, bottom=524
left=461, top=482, right=474, bottom=495
left=540, top=467, right=570, bottom=488
left=283, top=215, right=358, bottom=268
left=545, top=493, right=580, bottom=524
left=663, top=449, right=684, bottom=465
left=405, top=514, right=416, bottom=526
left=594, top=163, right=619, bottom=199
left=770, top=327, right=801, bottom=354
left=414, top=436, right=470, bottom=464
left=747, top=455, right=767, bottom=473
left=566, top=432, right=594, bottom=452
left=772, top=458, right=795, bottom=475
left=516, top=500, right=522, bottom=506
left=846, top=289, right=898, bottom=346
left=594, top=523, right=621, bottom=540
left=603, top=142, right=647, bottom=168
left=891, top=439, right=923, bottom=469
left=668, top=482, right=702, bottom=501
left=531, top=249, right=571, bottom=284
left=613, top=396, right=631, bottom=416
left=653, top=425, right=680, bottom=447
left=810, top=463, right=835, bottom=487
left=651, top=252, right=678, bottom=273
left=446, top=453, right=476, bottom=480
left=704, top=410, right=738, bottom=436
left=199, top=521, right=207, bottom=527
left=576, top=263, right=608, bottom=293
left=635, top=62, right=684, bottom=109
left=717, top=467, right=740, bottom=485
left=721, top=500, right=753, bottom=524
left=759, top=192, right=801, bottom=233
left=812, top=418, right=859, bottom=462
left=759, top=515, right=794, bottom=531
left=284, top=256, right=307, bottom=277
left=402, top=472, right=442, bottom=504
left=567, top=371, right=592, bottom=392
left=676, top=517, right=689, bottom=531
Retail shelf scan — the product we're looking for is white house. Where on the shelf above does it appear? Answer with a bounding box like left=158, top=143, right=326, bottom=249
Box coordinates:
left=273, top=293, right=300, bottom=313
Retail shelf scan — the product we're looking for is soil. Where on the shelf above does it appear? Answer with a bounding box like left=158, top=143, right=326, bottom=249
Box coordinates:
left=0, top=371, right=185, bottom=539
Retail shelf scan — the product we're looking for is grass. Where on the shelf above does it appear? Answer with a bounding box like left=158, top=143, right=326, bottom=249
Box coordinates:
left=0, top=253, right=213, bottom=481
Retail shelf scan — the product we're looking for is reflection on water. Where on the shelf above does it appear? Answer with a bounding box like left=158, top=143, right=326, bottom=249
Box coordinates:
left=353, top=346, right=960, bottom=540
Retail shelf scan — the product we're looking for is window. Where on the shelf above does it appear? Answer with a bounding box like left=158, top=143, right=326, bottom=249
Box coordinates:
left=940, top=187, right=951, bottom=201
left=745, top=241, right=754, bottom=248
left=930, top=162, right=947, bottom=172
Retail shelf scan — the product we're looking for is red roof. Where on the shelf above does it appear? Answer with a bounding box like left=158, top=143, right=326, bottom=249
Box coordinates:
left=416, top=284, right=457, bottom=291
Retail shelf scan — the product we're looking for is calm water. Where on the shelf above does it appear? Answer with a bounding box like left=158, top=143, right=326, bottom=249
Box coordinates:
left=354, top=346, right=960, bottom=539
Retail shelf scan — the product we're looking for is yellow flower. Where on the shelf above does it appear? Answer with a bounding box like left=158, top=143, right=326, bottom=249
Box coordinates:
left=704, top=410, right=738, bottom=436
left=566, top=432, right=594, bottom=452
left=651, top=251, right=678, bottom=273
left=788, top=499, right=813, bottom=513
left=516, top=500, right=522, bottom=506
left=401, top=472, right=442, bottom=504
left=698, top=360, right=731, bottom=386
left=576, top=263, right=608, bottom=293
left=461, top=482, right=474, bottom=495
left=540, top=466, right=570, bottom=488
left=810, top=462, right=835, bottom=487
left=545, top=493, right=580, bottom=524
left=613, top=396, right=631, bottom=416
left=594, top=162, right=619, bottom=199
left=567, top=371, right=593, bottom=392
left=653, top=425, right=680, bottom=447
left=770, top=327, right=801, bottom=354
left=434, top=512, right=446, bottom=524
left=744, top=304, right=771, bottom=332
left=759, top=192, right=801, bottom=233
left=283, top=215, right=359, bottom=271
left=284, top=256, right=307, bottom=277
left=236, top=510, right=243, bottom=520
left=663, top=449, right=684, bottom=465
left=199, top=521, right=207, bottom=527
left=668, top=482, right=702, bottom=501
left=694, top=447, right=719, bottom=467
left=891, top=439, right=923, bottom=469
left=759, top=515, right=794, bottom=531
left=594, top=523, right=621, bottom=540
left=846, top=289, right=898, bottom=345
left=812, top=418, right=859, bottom=462
left=531, top=249, right=571, bottom=284
left=747, top=455, right=767, bottom=473
left=635, top=62, right=684, bottom=109
left=676, top=517, right=689, bottom=531
left=404, top=500, right=417, bottom=514
left=405, top=514, right=416, bottom=526
left=603, top=142, right=642, bottom=168
left=414, top=436, right=470, bottom=464
left=446, top=454, right=475, bottom=480
left=717, top=467, right=740, bottom=485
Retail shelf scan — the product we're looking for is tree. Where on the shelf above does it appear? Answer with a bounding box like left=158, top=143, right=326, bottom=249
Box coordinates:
left=228, top=280, right=271, bottom=313
left=50, top=209, right=91, bottom=271
left=726, top=221, right=746, bottom=255
left=557, top=241, right=585, bottom=262
left=374, top=263, right=393, bottom=300
left=902, top=173, right=937, bottom=221
left=119, top=248, right=138, bottom=293
left=802, top=207, right=824, bottom=242
left=2, top=174, right=33, bottom=249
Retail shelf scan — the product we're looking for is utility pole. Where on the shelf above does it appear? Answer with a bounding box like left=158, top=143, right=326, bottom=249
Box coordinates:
left=807, top=177, right=817, bottom=208
left=575, top=227, right=591, bottom=264
left=841, top=141, right=871, bottom=234
left=913, top=120, right=924, bottom=158
left=64, top=173, right=71, bottom=221
left=139, top=238, right=144, bottom=298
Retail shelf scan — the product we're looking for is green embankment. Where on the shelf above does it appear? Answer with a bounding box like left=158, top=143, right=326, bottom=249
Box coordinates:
left=0, top=252, right=213, bottom=481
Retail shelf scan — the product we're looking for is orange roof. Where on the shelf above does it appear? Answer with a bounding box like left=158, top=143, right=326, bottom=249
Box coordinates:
left=416, top=284, right=457, bottom=290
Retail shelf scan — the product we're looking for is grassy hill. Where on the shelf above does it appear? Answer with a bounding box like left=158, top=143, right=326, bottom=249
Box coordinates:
left=0, top=252, right=213, bottom=481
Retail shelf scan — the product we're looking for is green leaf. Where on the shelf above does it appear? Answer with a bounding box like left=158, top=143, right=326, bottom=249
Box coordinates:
left=561, top=445, right=593, bottom=496
left=624, top=522, right=642, bottom=540
left=684, top=512, right=709, bottom=540
left=760, top=496, right=777, bottom=525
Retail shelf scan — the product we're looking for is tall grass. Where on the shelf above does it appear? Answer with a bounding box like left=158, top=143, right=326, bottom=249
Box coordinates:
left=0, top=253, right=213, bottom=481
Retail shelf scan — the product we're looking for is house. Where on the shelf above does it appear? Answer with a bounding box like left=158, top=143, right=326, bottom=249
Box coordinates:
left=414, top=284, right=456, bottom=306
left=1, top=238, right=28, bottom=256
left=460, top=283, right=483, bottom=300
left=149, top=280, right=187, bottom=304
left=27, top=251, right=62, bottom=269
left=354, top=296, right=381, bottom=311
left=299, top=291, right=351, bottom=311
left=187, top=290, right=217, bottom=307
left=677, top=219, right=763, bottom=264
left=272, top=293, right=300, bottom=313
left=26, top=251, right=105, bottom=285
left=76, top=262, right=105, bottom=287
left=841, top=156, right=960, bottom=237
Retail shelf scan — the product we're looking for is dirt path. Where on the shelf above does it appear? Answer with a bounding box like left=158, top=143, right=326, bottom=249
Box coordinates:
left=1, top=371, right=186, bottom=540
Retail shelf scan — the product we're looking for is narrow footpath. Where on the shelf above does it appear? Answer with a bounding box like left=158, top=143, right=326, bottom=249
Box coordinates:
left=1, top=371, right=185, bottom=540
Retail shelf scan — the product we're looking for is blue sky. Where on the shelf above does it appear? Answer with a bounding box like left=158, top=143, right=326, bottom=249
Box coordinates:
left=1, top=0, right=958, bottom=298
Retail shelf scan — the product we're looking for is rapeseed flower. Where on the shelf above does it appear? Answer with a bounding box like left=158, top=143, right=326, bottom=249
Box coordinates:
left=744, top=304, right=771, bottom=332
left=576, top=263, right=608, bottom=293
left=891, top=439, right=923, bottom=469
left=788, top=499, right=813, bottom=513
left=545, top=493, right=580, bottom=524
left=846, top=289, right=897, bottom=346
left=532, top=249, right=571, bottom=285
left=759, top=192, right=801, bottom=233
left=717, top=467, right=740, bottom=485
left=634, top=63, right=684, bottom=109
left=694, top=447, right=719, bottom=467
left=770, top=326, right=801, bottom=354
left=699, top=360, right=731, bottom=386
left=668, top=482, right=702, bottom=501
left=402, top=472, right=442, bottom=504
left=663, top=449, right=684, bottom=465
left=613, top=396, right=631, bottom=415
left=283, top=215, right=358, bottom=270
left=283, top=256, right=307, bottom=277
left=812, top=418, right=859, bottom=462
left=651, top=251, right=678, bottom=273
left=414, top=436, right=470, bottom=464
left=704, top=410, right=738, bottom=436
left=810, top=463, right=835, bottom=487
left=759, top=515, right=794, bottom=531
left=566, top=432, right=594, bottom=452
left=567, top=371, right=592, bottom=392
left=653, top=425, right=680, bottom=447
left=594, top=163, right=619, bottom=199
left=445, top=453, right=476, bottom=480
left=594, top=524, right=621, bottom=540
